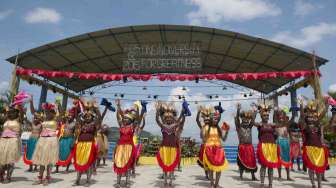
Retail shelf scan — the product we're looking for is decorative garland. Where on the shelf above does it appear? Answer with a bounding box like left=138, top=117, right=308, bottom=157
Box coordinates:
left=16, top=68, right=320, bottom=81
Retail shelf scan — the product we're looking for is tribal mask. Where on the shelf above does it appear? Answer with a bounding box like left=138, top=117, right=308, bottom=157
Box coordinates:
left=159, top=102, right=177, bottom=125
left=240, top=110, right=253, bottom=124
left=304, top=100, right=319, bottom=123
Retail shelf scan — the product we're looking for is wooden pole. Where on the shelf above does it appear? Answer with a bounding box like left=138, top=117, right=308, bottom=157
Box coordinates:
left=309, top=51, right=324, bottom=113
left=9, top=50, right=20, bottom=102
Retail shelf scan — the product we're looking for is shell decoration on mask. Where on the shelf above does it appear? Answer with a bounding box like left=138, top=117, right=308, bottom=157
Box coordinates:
left=159, top=102, right=177, bottom=117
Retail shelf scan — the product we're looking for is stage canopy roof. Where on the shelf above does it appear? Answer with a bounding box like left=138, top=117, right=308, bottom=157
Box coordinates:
left=6, top=24, right=328, bottom=94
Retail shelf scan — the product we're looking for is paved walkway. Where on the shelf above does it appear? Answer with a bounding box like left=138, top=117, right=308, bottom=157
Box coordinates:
left=1, top=161, right=335, bottom=187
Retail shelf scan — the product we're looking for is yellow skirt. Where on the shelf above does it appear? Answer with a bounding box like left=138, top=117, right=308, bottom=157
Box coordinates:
left=97, top=134, right=109, bottom=157
left=257, top=143, right=280, bottom=168
left=0, top=137, right=21, bottom=165
left=157, top=146, right=180, bottom=172
left=303, top=146, right=327, bottom=173
left=114, top=144, right=133, bottom=168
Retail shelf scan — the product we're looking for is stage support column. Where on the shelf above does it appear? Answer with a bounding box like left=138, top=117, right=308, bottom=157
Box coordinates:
left=290, top=88, right=298, bottom=117
left=273, top=95, right=279, bottom=108
left=38, top=84, right=48, bottom=111
left=62, top=93, right=68, bottom=111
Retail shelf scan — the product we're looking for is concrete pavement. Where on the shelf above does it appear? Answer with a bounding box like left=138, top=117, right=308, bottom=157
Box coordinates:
left=1, top=161, right=335, bottom=188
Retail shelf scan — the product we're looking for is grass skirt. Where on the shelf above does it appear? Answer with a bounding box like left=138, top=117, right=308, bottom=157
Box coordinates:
left=32, top=136, right=59, bottom=166
left=0, top=137, right=21, bottom=165
left=97, top=134, right=109, bottom=158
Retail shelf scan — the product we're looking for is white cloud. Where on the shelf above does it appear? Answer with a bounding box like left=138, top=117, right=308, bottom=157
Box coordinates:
left=0, top=10, right=13, bottom=20
left=185, top=0, right=281, bottom=24
left=328, top=84, right=336, bottom=93
left=25, top=7, right=62, bottom=24
left=271, top=22, right=336, bottom=48
left=294, top=0, right=322, bottom=17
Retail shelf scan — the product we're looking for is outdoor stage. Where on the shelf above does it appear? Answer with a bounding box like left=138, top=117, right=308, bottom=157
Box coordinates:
left=2, top=161, right=335, bottom=188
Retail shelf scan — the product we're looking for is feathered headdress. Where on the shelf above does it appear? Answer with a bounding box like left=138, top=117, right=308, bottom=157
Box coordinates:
left=240, top=110, right=253, bottom=118
left=42, top=102, right=56, bottom=111
left=160, top=102, right=177, bottom=117
left=304, top=100, right=318, bottom=113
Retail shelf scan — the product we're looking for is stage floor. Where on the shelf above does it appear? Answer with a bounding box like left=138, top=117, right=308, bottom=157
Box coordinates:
left=1, top=161, right=335, bottom=188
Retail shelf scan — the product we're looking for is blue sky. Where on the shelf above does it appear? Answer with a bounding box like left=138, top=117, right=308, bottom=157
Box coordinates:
left=0, top=0, right=336, bottom=144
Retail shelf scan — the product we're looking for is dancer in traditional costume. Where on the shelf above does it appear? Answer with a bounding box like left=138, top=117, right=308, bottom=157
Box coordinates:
left=197, top=105, right=229, bottom=188
left=289, top=114, right=302, bottom=171
left=31, top=102, right=60, bottom=185
left=23, top=99, right=42, bottom=172
left=114, top=99, right=144, bottom=186
left=73, top=99, right=102, bottom=186
left=55, top=107, right=77, bottom=173
left=299, top=99, right=329, bottom=188
left=274, top=108, right=293, bottom=180
left=235, top=103, right=258, bottom=181
left=155, top=101, right=187, bottom=187
left=131, top=113, right=146, bottom=176
left=254, top=104, right=280, bottom=188
left=96, top=98, right=114, bottom=167
left=0, top=105, right=23, bottom=183
left=96, top=124, right=109, bottom=167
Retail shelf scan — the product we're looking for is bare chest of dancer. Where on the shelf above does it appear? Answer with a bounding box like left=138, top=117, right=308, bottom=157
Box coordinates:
left=237, top=123, right=253, bottom=144
left=63, top=122, right=76, bottom=137
left=31, top=123, right=42, bottom=138
left=276, top=126, right=289, bottom=138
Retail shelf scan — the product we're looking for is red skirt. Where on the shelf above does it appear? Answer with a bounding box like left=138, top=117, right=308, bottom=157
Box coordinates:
left=237, top=144, right=257, bottom=171
left=290, top=142, right=301, bottom=158
left=197, top=144, right=205, bottom=168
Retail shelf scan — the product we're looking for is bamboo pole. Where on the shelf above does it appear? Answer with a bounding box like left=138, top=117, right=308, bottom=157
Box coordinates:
left=9, top=51, right=20, bottom=102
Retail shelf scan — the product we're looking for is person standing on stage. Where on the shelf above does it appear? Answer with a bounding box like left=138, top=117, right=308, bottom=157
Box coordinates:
left=23, top=98, right=42, bottom=172
left=235, top=103, right=258, bottom=181
left=299, top=99, right=329, bottom=188
left=155, top=101, right=187, bottom=187
left=255, top=104, right=280, bottom=188
left=31, top=102, right=60, bottom=185
left=73, top=99, right=102, bottom=186
left=96, top=124, right=109, bottom=167
left=0, top=105, right=23, bottom=183
left=197, top=105, right=229, bottom=188
left=274, top=108, right=293, bottom=181
left=55, top=107, right=77, bottom=173
left=289, top=111, right=302, bottom=172
left=113, top=99, right=145, bottom=187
